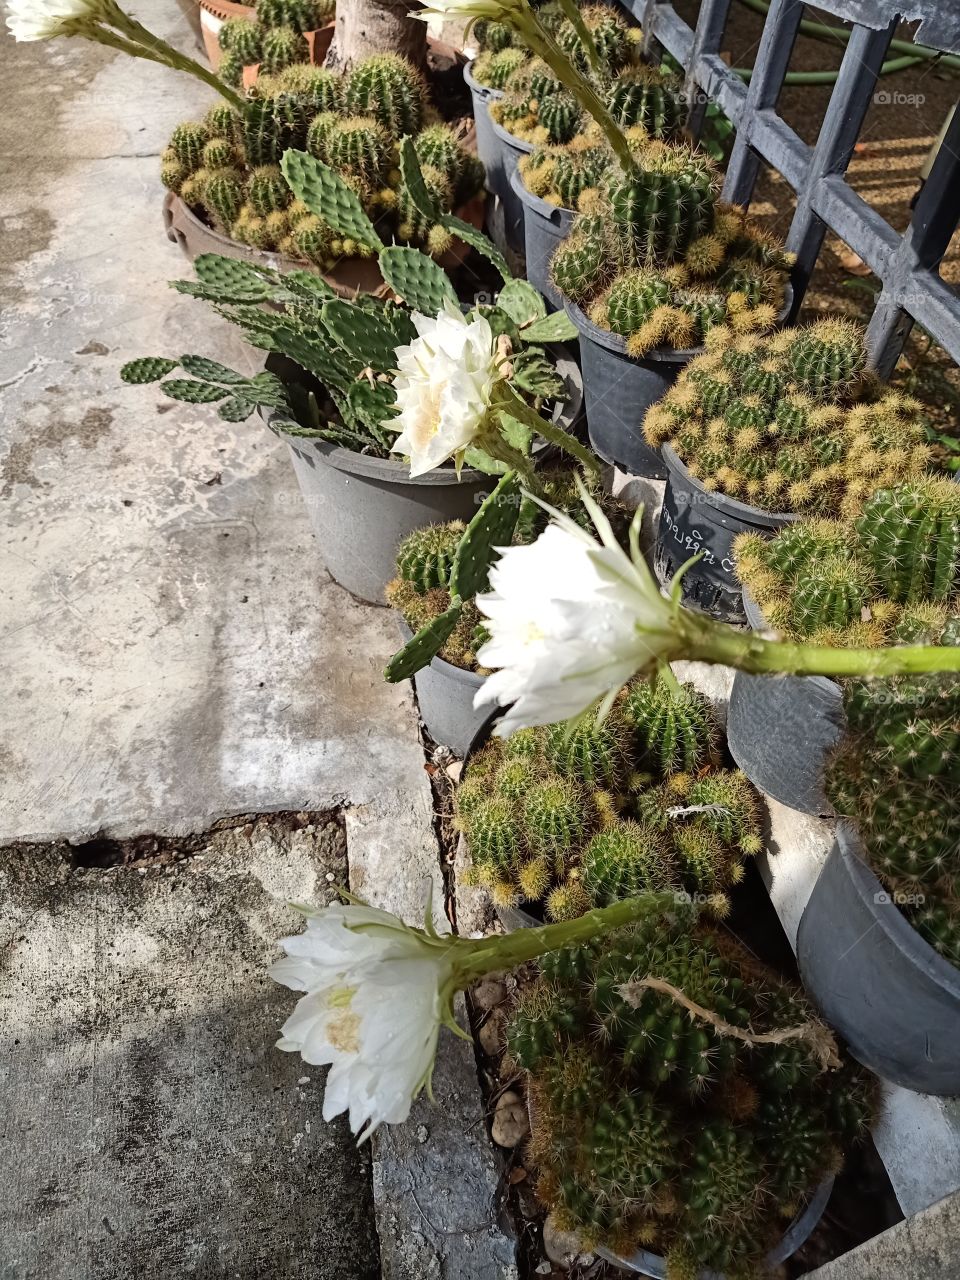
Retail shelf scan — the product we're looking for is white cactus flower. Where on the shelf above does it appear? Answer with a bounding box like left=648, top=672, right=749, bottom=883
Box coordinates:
left=474, top=492, right=681, bottom=736
left=5, top=0, right=97, bottom=39
left=271, top=901, right=454, bottom=1141
left=390, top=302, right=499, bottom=478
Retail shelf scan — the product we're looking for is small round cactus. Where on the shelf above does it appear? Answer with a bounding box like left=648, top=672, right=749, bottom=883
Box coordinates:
left=247, top=164, right=290, bottom=217
left=624, top=678, right=721, bottom=776
left=344, top=53, right=426, bottom=138
left=581, top=822, right=675, bottom=906
left=169, top=120, right=210, bottom=171
left=203, top=167, right=246, bottom=229
left=523, top=776, right=588, bottom=866
left=218, top=16, right=262, bottom=63
left=259, top=24, right=309, bottom=75
left=395, top=523, right=463, bottom=594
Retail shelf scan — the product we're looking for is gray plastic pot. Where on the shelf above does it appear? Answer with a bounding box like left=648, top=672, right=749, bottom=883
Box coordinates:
left=654, top=445, right=797, bottom=623
left=463, top=60, right=504, bottom=199
left=397, top=621, right=486, bottom=756
left=264, top=348, right=582, bottom=605
left=510, top=165, right=576, bottom=311
left=726, top=593, right=843, bottom=817
left=276, top=427, right=491, bottom=604
left=595, top=1177, right=835, bottom=1278
left=562, top=300, right=693, bottom=478
left=797, top=824, right=960, bottom=1096
left=489, top=118, right=535, bottom=254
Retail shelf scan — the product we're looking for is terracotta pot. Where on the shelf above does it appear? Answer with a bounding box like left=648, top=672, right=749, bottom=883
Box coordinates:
left=163, top=188, right=486, bottom=298
left=198, top=0, right=334, bottom=73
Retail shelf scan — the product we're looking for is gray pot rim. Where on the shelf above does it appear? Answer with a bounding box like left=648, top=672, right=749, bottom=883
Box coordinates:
left=595, top=1175, right=835, bottom=1277
left=397, top=617, right=485, bottom=687
left=489, top=114, right=536, bottom=155
left=262, top=341, right=581, bottom=483
left=463, top=57, right=505, bottom=102
left=834, top=822, right=960, bottom=996
left=509, top=162, right=576, bottom=226
left=662, top=444, right=799, bottom=526
left=266, top=410, right=488, bottom=486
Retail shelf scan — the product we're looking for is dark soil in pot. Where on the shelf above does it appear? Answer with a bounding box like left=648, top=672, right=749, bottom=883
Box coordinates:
left=726, top=592, right=843, bottom=817
left=510, top=166, right=575, bottom=312
left=654, top=445, right=797, bottom=623
left=798, top=823, right=960, bottom=1097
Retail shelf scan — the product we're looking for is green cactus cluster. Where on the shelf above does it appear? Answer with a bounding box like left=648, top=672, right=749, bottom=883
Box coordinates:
left=216, top=0, right=334, bottom=86
left=644, top=321, right=934, bottom=514
left=162, top=52, right=483, bottom=263
left=505, top=913, right=874, bottom=1273
left=828, top=665, right=960, bottom=967
left=455, top=673, right=763, bottom=918
left=548, top=141, right=791, bottom=355
left=735, top=478, right=960, bottom=644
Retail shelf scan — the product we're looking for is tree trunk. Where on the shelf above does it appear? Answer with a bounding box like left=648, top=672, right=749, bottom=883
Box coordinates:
left=324, top=0, right=428, bottom=73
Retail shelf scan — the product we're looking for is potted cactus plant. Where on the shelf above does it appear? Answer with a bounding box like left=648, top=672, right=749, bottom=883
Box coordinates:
left=513, top=61, right=688, bottom=310
left=162, top=51, right=487, bottom=293
left=728, top=477, right=960, bottom=814
left=483, top=4, right=641, bottom=254
left=207, top=0, right=337, bottom=85
left=505, top=911, right=875, bottom=1276
left=455, top=673, right=765, bottom=926
left=387, top=468, right=603, bottom=752
left=643, top=320, right=936, bottom=621
left=127, top=149, right=585, bottom=604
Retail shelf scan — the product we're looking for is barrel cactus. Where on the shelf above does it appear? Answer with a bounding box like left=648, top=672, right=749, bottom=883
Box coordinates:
left=343, top=53, right=426, bottom=138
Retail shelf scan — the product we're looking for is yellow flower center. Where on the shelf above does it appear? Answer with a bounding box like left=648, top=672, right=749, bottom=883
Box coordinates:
left=328, top=1008, right=362, bottom=1054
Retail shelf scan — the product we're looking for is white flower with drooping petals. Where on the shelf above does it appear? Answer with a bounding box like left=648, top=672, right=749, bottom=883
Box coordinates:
left=474, top=490, right=682, bottom=735
left=411, top=0, right=524, bottom=24
left=390, top=301, right=499, bottom=478
left=5, top=0, right=97, bottom=39
left=271, top=901, right=457, bottom=1141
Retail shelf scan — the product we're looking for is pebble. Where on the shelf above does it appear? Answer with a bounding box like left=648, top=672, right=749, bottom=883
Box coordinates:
left=472, top=977, right=506, bottom=1012
left=542, top=1212, right=587, bottom=1268
left=491, top=1091, right=529, bottom=1149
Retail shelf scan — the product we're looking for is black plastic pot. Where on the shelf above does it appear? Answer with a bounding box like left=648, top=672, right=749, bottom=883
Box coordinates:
left=654, top=445, right=797, bottom=623
left=463, top=60, right=503, bottom=202
left=488, top=118, right=535, bottom=254
left=595, top=1178, right=835, bottom=1279
left=510, top=166, right=575, bottom=311
left=562, top=300, right=694, bottom=478
left=797, top=824, right=960, bottom=1097
left=397, top=620, right=486, bottom=756
left=726, top=593, right=843, bottom=817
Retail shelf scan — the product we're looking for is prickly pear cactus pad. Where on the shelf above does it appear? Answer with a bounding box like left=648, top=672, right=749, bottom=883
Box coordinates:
left=505, top=916, right=875, bottom=1275
left=644, top=321, right=936, bottom=515
left=162, top=50, right=484, bottom=266
left=454, top=672, right=764, bottom=920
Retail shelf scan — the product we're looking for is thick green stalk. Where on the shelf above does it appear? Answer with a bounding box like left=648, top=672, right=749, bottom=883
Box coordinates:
left=510, top=2, right=634, bottom=169
left=447, top=892, right=680, bottom=986
left=88, top=0, right=247, bottom=109
left=555, top=0, right=601, bottom=76
left=684, top=622, right=960, bottom=679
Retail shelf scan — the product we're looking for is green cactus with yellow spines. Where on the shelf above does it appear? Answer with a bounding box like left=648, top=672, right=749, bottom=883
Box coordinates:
left=607, top=66, right=685, bottom=138
left=395, top=523, right=464, bottom=594
left=580, top=821, right=676, bottom=906
left=787, top=318, right=868, bottom=400
left=473, top=45, right=528, bottom=90
left=170, top=120, right=210, bottom=171
left=510, top=917, right=873, bottom=1273
left=549, top=213, right=613, bottom=305
left=325, top=116, right=394, bottom=187
left=203, top=167, right=246, bottom=229
left=219, top=15, right=262, bottom=64
left=247, top=164, right=291, bottom=217
left=544, top=715, right=629, bottom=790
left=343, top=53, right=427, bottom=138
left=537, top=90, right=582, bottom=145
left=259, top=24, right=309, bottom=75
left=624, top=677, right=721, bottom=776
left=160, top=148, right=187, bottom=194
left=523, top=775, right=589, bottom=867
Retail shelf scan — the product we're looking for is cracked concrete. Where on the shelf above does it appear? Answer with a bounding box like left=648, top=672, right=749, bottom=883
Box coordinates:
left=1, top=5, right=515, bottom=1277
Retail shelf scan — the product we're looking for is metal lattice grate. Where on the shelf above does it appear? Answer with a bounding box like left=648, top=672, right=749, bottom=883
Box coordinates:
left=627, top=0, right=960, bottom=376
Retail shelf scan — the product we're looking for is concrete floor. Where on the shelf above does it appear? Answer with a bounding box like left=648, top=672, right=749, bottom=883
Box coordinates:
left=0, top=8, right=510, bottom=1278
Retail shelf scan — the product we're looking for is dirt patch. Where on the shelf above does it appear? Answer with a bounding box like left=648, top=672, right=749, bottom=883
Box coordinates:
left=1, top=404, right=114, bottom=497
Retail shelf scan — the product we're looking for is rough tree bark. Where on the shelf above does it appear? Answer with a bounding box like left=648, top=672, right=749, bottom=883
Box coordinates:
left=324, top=0, right=428, bottom=73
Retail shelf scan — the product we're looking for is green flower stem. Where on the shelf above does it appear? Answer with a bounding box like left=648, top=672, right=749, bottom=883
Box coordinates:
left=683, top=618, right=960, bottom=679
left=84, top=0, right=247, bottom=109
left=555, top=0, right=601, bottom=76
left=447, top=892, right=681, bottom=987
left=495, top=382, right=603, bottom=477
left=510, top=1, right=634, bottom=170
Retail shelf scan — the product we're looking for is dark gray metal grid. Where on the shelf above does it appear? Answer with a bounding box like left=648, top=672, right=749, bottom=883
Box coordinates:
left=628, top=0, right=960, bottom=375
